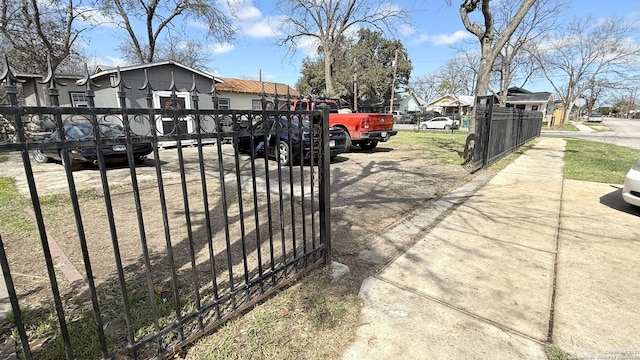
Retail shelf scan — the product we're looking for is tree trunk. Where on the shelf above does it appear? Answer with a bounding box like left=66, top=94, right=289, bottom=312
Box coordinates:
left=324, top=50, right=335, bottom=97
left=470, top=42, right=493, bottom=132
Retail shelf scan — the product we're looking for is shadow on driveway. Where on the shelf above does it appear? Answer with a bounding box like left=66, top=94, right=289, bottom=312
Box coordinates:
left=599, top=185, right=640, bottom=216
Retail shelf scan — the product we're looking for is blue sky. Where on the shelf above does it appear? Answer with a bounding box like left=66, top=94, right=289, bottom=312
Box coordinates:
left=83, top=0, right=639, bottom=93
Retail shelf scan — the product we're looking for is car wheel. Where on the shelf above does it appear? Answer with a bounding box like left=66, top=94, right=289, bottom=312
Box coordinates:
left=277, top=140, right=291, bottom=166
left=134, top=156, right=145, bottom=165
left=444, top=125, right=452, bottom=131
left=420, top=124, right=427, bottom=130
left=359, top=140, right=378, bottom=151
left=343, top=130, right=353, bottom=151
left=33, top=149, right=49, bottom=163
left=60, top=151, right=81, bottom=171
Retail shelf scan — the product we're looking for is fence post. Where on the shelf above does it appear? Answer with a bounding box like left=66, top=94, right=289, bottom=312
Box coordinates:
left=316, top=102, right=332, bottom=265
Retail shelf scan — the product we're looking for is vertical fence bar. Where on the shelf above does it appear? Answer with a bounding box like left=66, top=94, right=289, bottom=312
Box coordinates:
left=0, top=235, right=32, bottom=359
left=167, top=75, right=203, bottom=335
left=136, top=70, right=164, bottom=352
left=213, top=99, right=237, bottom=310
left=110, top=69, right=139, bottom=354
left=206, top=83, right=222, bottom=318
left=5, top=61, right=75, bottom=359
left=230, top=110, right=251, bottom=302
left=65, top=66, right=109, bottom=358
left=190, top=75, right=211, bottom=329
left=147, top=83, right=185, bottom=343
left=316, top=103, right=331, bottom=265
left=247, top=110, right=264, bottom=293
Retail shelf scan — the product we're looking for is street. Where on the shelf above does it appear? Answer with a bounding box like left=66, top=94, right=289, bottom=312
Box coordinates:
left=543, top=117, right=640, bottom=150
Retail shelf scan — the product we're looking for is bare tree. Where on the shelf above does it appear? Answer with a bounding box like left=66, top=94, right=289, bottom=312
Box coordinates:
left=0, top=0, right=89, bottom=73
left=492, top=0, right=562, bottom=105
left=117, top=35, right=212, bottom=70
left=101, top=0, right=236, bottom=64
left=437, top=52, right=479, bottom=96
left=411, top=73, right=442, bottom=104
left=276, top=0, right=407, bottom=97
left=456, top=0, right=537, bottom=130
left=531, top=16, right=640, bottom=124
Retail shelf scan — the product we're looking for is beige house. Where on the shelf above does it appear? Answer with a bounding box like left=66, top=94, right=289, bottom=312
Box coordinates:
left=425, top=94, right=475, bottom=119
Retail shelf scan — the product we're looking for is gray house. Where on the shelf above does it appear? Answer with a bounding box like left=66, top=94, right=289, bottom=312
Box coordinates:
left=17, top=61, right=298, bottom=146
left=89, top=61, right=221, bottom=109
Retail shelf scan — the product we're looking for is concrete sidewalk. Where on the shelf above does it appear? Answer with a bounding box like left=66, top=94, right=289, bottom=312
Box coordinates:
left=343, top=137, right=640, bottom=359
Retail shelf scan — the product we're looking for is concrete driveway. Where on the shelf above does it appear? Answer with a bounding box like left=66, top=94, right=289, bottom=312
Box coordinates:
left=342, top=137, right=640, bottom=359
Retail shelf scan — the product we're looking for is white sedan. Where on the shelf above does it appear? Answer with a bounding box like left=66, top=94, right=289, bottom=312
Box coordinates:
left=622, top=158, right=640, bottom=208
left=419, top=117, right=459, bottom=130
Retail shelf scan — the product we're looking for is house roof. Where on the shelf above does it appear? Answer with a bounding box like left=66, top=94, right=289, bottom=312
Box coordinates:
left=90, top=61, right=223, bottom=83
left=506, top=91, right=553, bottom=103
left=396, top=89, right=427, bottom=106
left=217, top=77, right=299, bottom=97
left=427, top=94, right=475, bottom=107
left=16, top=73, right=83, bottom=80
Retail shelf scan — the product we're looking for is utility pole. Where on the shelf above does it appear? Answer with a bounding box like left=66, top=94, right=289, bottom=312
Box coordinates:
left=631, top=87, right=637, bottom=118
left=389, top=48, right=398, bottom=113
left=353, top=58, right=358, bottom=113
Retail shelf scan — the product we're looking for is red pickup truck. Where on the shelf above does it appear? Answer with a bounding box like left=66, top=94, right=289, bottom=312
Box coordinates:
left=282, top=99, right=397, bottom=150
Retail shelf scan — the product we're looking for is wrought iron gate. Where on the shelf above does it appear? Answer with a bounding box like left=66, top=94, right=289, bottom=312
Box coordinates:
left=0, top=61, right=332, bottom=359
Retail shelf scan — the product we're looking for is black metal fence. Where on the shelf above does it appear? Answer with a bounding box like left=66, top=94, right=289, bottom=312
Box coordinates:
left=0, top=60, right=332, bottom=359
left=468, top=96, right=543, bottom=171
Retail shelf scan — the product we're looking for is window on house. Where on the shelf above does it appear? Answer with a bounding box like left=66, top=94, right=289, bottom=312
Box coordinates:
left=252, top=99, right=262, bottom=111
left=218, top=98, right=230, bottom=110
left=159, top=96, right=186, bottom=109
left=516, top=104, right=526, bottom=110
left=70, top=92, right=88, bottom=107
left=531, top=105, right=539, bottom=111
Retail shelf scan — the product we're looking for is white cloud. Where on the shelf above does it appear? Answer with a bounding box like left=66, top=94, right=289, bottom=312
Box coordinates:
left=399, top=24, right=416, bottom=37
left=210, top=43, right=235, bottom=55
left=237, top=5, right=262, bottom=21
left=242, top=17, right=280, bottom=38
left=416, top=30, right=473, bottom=45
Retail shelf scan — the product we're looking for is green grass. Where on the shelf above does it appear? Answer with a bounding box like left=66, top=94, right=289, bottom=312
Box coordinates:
left=547, top=123, right=579, bottom=131
left=545, top=345, right=572, bottom=360
left=564, top=139, right=640, bottom=184
left=0, top=154, right=7, bottom=163
left=392, top=130, right=468, bottom=165
left=186, top=271, right=361, bottom=360
left=0, top=177, right=35, bottom=234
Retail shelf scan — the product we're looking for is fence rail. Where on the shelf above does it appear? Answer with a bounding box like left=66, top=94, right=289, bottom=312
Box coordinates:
left=0, top=60, right=332, bottom=359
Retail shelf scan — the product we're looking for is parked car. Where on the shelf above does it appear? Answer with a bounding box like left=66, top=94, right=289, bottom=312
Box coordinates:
left=586, top=112, right=604, bottom=122
left=390, top=111, right=404, bottom=123
left=236, top=116, right=347, bottom=166
left=32, top=122, right=154, bottom=170
left=622, top=157, right=640, bottom=208
left=419, top=116, right=460, bottom=130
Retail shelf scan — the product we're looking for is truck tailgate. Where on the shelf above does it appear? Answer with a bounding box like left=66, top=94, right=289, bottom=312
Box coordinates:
left=363, top=113, right=395, bottom=131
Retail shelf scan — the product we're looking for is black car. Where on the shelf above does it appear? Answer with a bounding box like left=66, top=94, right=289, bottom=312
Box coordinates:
left=236, top=116, right=347, bottom=166
left=32, top=122, right=154, bottom=170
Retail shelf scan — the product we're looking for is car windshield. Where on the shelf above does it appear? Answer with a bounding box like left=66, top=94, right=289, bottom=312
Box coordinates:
left=63, top=122, right=124, bottom=139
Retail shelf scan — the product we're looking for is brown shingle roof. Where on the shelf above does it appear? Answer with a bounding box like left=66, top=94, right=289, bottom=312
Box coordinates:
left=217, top=78, right=299, bottom=97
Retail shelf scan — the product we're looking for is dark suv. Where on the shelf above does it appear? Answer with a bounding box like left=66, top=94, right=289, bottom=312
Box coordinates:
left=32, top=122, right=154, bottom=170
left=236, top=116, right=347, bottom=166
